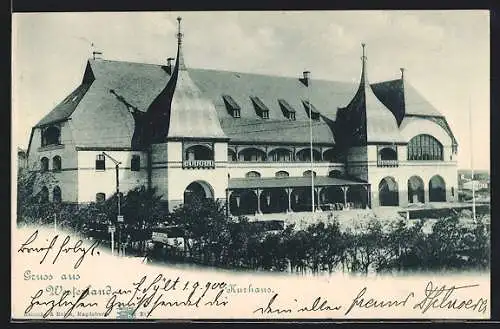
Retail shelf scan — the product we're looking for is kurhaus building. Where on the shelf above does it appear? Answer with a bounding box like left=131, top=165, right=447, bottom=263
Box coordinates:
left=26, top=17, right=459, bottom=216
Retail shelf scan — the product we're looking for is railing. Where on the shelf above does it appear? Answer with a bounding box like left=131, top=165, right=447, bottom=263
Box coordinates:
left=377, top=159, right=398, bottom=167
left=183, top=159, right=215, bottom=169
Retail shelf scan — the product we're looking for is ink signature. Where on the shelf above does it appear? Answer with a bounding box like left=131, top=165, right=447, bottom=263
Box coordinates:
left=24, top=286, right=98, bottom=318
left=17, top=230, right=101, bottom=269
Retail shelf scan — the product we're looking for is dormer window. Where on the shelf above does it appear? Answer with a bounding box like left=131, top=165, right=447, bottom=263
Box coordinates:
left=250, top=96, right=270, bottom=119
left=278, top=99, right=296, bottom=120
left=302, top=100, right=320, bottom=121
left=222, top=94, right=241, bottom=118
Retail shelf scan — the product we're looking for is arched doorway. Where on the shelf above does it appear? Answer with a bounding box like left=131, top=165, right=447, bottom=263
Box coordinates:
left=379, top=177, right=399, bottom=206
left=183, top=181, right=214, bottom=205
left=429, top=175, right=446, bottom=202
left=407, top=176, right=424, bottom=203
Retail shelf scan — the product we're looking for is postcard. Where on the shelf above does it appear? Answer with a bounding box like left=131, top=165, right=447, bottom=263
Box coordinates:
left=12, top=10, right=490, bottom=320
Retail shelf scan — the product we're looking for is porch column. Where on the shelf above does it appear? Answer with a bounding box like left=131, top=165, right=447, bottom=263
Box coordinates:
left=227, top=190, right=233, bottom=217
left=341, top=186, right=349, bottom=208
left=255, top=188, right=263, bottom=215
left=315, top=187, right=323, bottom=211
left=286, top=188, right=293, bottom=213
left=363, top=185, right=371, bottom=209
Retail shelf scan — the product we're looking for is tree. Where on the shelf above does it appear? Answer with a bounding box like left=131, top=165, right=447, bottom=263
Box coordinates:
left=120, top=186, right=167, bottom=229
left=170, top=197, right=230, bottom=264
left=17, top=166, right=58, bottom=226
left=355, top=217, right=386, bottom=274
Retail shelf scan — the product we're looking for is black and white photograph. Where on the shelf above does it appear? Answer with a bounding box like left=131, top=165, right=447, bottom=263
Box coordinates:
left=12, top=10, right=490, bottom=320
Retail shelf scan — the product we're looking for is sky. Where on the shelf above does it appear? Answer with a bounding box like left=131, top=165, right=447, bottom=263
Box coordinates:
left=12, top=10, right=490, bottom=170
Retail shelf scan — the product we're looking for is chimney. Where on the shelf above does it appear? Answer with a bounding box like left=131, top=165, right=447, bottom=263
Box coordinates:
left=92, top=51, right=103, bottom=60
left=301, top=71, right=311, bottom=87
left=166, top=57, right=175, bottom=74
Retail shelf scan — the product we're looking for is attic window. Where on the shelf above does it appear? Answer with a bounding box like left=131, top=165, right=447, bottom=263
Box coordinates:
left=302, top=100, right=320, bottom=121
left=250, top=96, right=270, bottom=119
left=278, top=99, right=296, bottom=120
left=222, top=95, right=241, bottom=118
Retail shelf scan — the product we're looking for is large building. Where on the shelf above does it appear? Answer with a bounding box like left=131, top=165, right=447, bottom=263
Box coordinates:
left=26, top=17, right=459, bottom=215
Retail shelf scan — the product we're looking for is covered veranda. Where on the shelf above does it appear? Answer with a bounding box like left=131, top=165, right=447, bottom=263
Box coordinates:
left=227, top=176, right=371, bottom=216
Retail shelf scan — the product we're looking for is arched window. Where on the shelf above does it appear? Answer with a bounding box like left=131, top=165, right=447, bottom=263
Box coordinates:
left=227, top=149, right=237, bottom=162
left=245, top=171, right=261, bottom=178
left=268, top=148, right=292, bottom=162
left=52, top=156, right=61, bottom=172
left=323, top=148, right=339, bottom=162
left=379, top=147, right=397, bottom=161
left=239, top=148, right=266, bottom=162
left=185, top=145, right=213, bottom=161
left=407, top=134, right=443, bottom=161
left=303, top=170, right=317, bottom=177
left=296, top=149, right=321, bottom=162
left=42, top=126, right=61, bottom=146
left=53, top=186, right=62, bottom=203
left=328, top=170, right=343, bottom=178
left=275, top=171, right=290, bottom=178
left=39, top=186, right=49, bottom=203
left=96, top=193, right=106, bottom=203
left=40, top=157, right=49, bottom=172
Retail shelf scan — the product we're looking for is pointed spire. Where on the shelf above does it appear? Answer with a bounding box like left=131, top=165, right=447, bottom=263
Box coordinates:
left=400, top=67, right=405, bottom=80
left=360, top=43, right=368, bottom=86
left=176, top=16, right=186, bottom=70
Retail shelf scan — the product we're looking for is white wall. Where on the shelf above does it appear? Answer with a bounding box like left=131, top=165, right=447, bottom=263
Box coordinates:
left=227, top=162, right=345, bottom=179
left=367, top=143, right=458, bottom=207
left=77, top=150, right=148, bottom=203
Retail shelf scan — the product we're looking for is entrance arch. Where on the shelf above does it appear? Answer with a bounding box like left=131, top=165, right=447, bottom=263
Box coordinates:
left=379, top=176, right=399, bottom=206
left=183, top=181, right=214, bottom=205
left=429, top=175, right=446, bottom=202
left=407, top=175, right=424, bottom=203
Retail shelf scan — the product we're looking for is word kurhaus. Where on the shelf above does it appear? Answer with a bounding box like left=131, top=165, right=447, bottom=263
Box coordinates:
left=225, top=284, right=273, bottom=294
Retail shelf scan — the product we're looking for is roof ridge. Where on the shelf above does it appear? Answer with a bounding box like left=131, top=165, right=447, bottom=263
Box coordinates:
left=89, top=58, right=167, bottom=68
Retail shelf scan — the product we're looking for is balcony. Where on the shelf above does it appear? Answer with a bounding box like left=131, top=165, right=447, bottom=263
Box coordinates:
left=377, top=159, right=399, bottom=167
left=183, top=159, right=215, bottom=169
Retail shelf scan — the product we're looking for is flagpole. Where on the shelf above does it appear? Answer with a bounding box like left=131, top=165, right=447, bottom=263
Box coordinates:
left=308, top=74, right=315, bottom=214
left=468, top=95, right=476, bottom=221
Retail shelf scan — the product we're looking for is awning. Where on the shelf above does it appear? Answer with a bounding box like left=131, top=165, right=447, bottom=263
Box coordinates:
left=228, top=176, right=368, bottom=190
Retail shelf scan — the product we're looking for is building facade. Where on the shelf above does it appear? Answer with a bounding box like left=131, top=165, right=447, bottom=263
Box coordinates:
left=26, top=17, right=459, bottom=215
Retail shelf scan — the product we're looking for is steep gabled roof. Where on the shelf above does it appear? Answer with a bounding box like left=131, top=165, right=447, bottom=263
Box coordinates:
left=35, top=82, right=91, bottom=127
left=32, top=53, right=450, bottom=148
left=338, top=44, right=404, bottom=144
left=371, top=77, right=444, bottom=124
